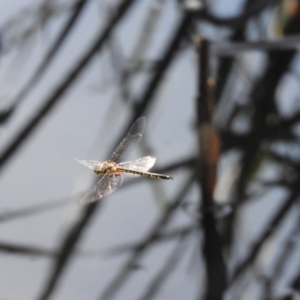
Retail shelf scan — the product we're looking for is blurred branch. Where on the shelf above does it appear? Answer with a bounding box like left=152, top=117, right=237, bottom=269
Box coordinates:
left=0, top=0, right=72, bottom=53
left=227, top=3, right=300, bottom=203
left=98, top=173, right=195, bottom=300
left=137, top=233, right=190, bottom=300
left=0, top=241, right=56, bottom=257
left=221, top=6, right=300, bottom=255
left=0, top=0, right=81, bottom=123
left=37, top=200, right=104, bottom=300
left=269, top=209, right=300, bottom=290
left=130, top=0, right=166, bottom=64
left=0, top=0, right=80, bottom=123
left=4, top=0, right=89, bottom=116
left=193, top=0, right=279, bottom=28
left=214, top=0, right=261, bottom=104
left=221, top=129, right=297, bottom=153
left=133, top=11, right=191, bottom=117
left=113, top=11, right=191, bottom=152
left=230, top=188, right=298, bottom=284
left=100, top=224, right=197, bottom=257
left=291, top=269, right=300, bottom=293
left=104, top=0, right=167, bottom=103
left=213, top=35, right=300, bottom=56
left=0, top=194, right=79, bottom=223
left=0, top=0, right=136, bottom=176
left=196, top=38, right=226, bottom=300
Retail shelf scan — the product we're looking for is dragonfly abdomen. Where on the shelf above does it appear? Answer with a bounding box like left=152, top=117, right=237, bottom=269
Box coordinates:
left=118, top=168, right=173, bottom=180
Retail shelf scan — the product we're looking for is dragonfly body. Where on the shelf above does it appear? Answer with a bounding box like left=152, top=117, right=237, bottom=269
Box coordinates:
left=77, top=117, right=173, bottom=204
left=78, top=159, right=172, bottom=179
left=92, top=161, right=120, bottom=176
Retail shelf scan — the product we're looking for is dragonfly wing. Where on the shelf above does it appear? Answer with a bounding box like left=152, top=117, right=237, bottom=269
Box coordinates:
left=118, top=156, right=156, bottom=173
left=80, top=175, right=123, bottom=204
left=76, top=158, right=100, bottom=171
left=109, top=116, right=146, bottom=162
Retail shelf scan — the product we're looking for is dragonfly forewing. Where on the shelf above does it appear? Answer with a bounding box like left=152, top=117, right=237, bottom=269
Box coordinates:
left=109, top=117, right=146, bottom=162
left=76, top=158, right=100, bottom=170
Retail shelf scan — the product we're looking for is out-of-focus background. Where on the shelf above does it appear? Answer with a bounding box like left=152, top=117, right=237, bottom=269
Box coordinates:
left=1, top=0, right=300, bottom=299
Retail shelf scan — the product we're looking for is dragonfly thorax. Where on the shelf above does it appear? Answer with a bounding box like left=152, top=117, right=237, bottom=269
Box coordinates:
left=94, top=160, right=119, bottom=176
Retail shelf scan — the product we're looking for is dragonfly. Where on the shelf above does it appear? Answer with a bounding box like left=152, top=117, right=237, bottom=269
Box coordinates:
left=76, top=116, right=173, bottom=204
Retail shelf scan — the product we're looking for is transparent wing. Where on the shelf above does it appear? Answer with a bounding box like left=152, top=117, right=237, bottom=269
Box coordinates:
left=80, top=175, right=123, bottom=204
left=118, top=156, right=156, bottom=172
left=109, top=116, right=146, bottom=162
left=76, top=158, right=100, bottom=170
